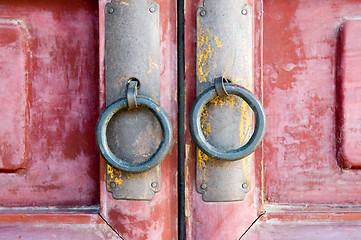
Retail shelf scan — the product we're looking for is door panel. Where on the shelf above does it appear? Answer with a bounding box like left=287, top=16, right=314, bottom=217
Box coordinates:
left=0, top=214, right=119, bottom=240
left=263, top=0, right=361, bottom=205
left=98, top=0, right=178, bottom=239
left=184, top=0, right=262, bottom=239
left=0, top=0, right=178, bottom=238
left=0, top=0, right=99, bottom=207
left=244, top=0, right=361, bottom=239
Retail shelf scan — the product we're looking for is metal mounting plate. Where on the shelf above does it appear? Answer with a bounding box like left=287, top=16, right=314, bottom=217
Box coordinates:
left=104, top=0, right=161, bottom=200
left=196, top=0, right=253, bottom=201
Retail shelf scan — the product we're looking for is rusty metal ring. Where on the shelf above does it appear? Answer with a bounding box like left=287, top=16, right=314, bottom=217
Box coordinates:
left=189, top=83, right=266, bottom=161
left=96, top=97, right=172, bottom=172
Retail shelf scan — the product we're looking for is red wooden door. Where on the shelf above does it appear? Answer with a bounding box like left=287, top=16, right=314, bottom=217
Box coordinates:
left=184, top=0, right=361, bottom=239
left=4, top=0, right=361, bottom=239
left=246, top=0, right=361, bottom=239
left=0, top=0, right=178, bottom=239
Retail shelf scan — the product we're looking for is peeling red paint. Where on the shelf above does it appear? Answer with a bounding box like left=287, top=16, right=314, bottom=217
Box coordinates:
left=263, top=0, right=361, bottom=205
left=0, top=0, right=99, bottom=207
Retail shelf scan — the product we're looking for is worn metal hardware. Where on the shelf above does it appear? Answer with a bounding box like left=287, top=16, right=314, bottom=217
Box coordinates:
left=126, top=79, right=139, bottom=109
left=97, top=84, right=172, bottom=173
left=190, top=81, right=266, bottom=161
left=214, top=77, right=230, bottom=97
left=195, top=0, right=256, bottom=201
left=104, top=0, right=164, bottom=200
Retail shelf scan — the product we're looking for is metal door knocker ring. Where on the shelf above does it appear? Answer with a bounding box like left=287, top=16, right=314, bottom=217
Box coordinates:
left=189, top=77, right=266, bottom=161
left=96, top=79, right=173, bottom=173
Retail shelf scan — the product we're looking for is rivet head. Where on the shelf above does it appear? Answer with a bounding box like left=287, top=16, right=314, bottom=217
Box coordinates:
left=200, top=183, right=207, bottom=190
left=151, top=182, right=158, bottom=188
left=200, top=10, right=206, bottom=17
left=149, top=6, right=155, bottom=13
left=110, top=182, right=116, bottom=188
left=108, top=7, right=114, bottom=14
left=241, top=9, right=247, bottom=15
left=242, top=183, right=248, bottom=189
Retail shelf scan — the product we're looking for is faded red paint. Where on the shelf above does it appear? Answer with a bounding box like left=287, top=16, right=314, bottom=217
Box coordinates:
left=98, top=0, right=178, bottom=239
left=244, top=219, right=361, bottom=240
left=0, top=214, right=119, bottom=240
left=336, top=19, right=361, bottom=169
left=0, top=22, right=28, bottom=170
left=0, top=0, right=99, bottom=206
left=246, top=0, right=361, bottom=239
left=263, top=0, right=361, bottom=205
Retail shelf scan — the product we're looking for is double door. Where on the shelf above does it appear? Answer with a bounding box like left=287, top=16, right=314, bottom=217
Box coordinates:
left=2, top=0, right=361, bottom=239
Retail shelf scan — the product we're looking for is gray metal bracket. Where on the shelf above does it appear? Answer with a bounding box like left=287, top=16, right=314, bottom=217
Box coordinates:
left=104, top=0, right=161, bottom=200
left=196, top=0, right=253, bottom=201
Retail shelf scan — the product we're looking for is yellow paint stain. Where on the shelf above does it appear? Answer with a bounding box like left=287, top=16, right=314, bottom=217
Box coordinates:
left=197, top=150, right=208, bottom=168
left=107, top=164, right=114, bottom=179
left=114, top=0, right=131, bottom=5
left=214, top=36, right=223, bottom=48
left=242, top=156, right=251, bottom=186
left=113, top=176, right=122, bottom=185
left=197, top=17, right=212, bottom=83
left=209, top=95, right=237, bottom=109
left=107, top=164, right=122, bottom=188
left=148, top=57, right=159, bottom=74
left=200, top=106, right=211, bottom=138
left=197, top=106, right=211, bottom=168
left=238, top=73, right=253, bottom=187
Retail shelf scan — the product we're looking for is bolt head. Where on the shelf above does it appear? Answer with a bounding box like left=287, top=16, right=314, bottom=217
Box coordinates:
left=110, top=182, right=116, bottom=188
left=149, top=7, right=155, bottom=13
left=151, top=182, right=158, bottom=188
left=242, top=183, right=248, bottom=189
left=200, top=183, right=207, bottom=190
left=108, top=7, right=114, bottom=14
left=200, top=10, right=206, bottom=17
left=241, top=9, right=247, bottom=15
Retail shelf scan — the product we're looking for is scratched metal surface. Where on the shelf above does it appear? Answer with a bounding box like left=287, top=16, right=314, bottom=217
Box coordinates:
left=104, top=0, right=161, bottom=200
left=196, top=0, right=253, bottom=201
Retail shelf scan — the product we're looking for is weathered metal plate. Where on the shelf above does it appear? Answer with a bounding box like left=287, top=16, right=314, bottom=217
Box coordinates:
left=196, top=0, right=253, bottom=201
left=105, top=0, right=161, bottom=200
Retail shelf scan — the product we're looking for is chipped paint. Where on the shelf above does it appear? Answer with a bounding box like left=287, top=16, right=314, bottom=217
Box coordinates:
left=214, top=35, right=223, bottom=48
left=148, top=56, right=159, bottom=73
left=197, top=20, right=212, bottom=83
left=195, top=0, right=254, bottom=202
left=107, top=164, right=122, bottom=189
left=114, top=0, right=134, bottom=5
left=198, top=105, right=210, bottom=168
left=197, top=150, right=209, bottom=169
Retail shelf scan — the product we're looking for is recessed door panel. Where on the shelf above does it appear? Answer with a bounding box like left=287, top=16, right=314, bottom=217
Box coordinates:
left=263, top=0, right=361, bottom=205
left=0, top=0, right=99, bottom=207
